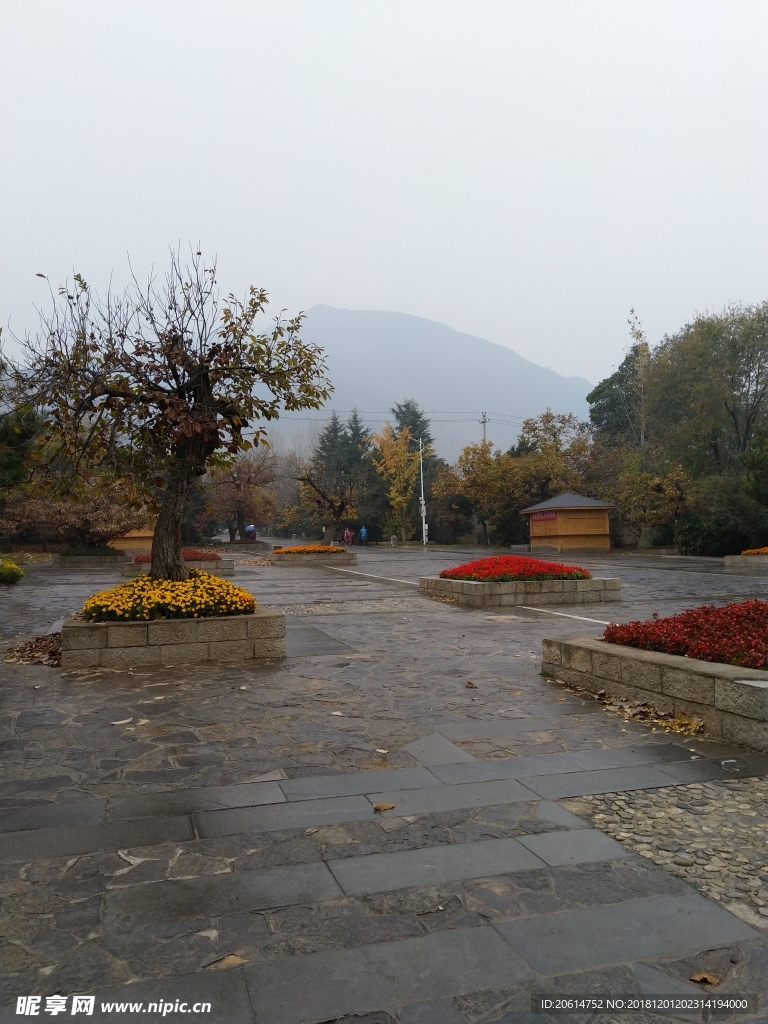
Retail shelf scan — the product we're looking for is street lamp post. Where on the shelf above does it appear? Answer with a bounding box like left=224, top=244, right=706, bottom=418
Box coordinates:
left=418, top=438, right=428, bottom=547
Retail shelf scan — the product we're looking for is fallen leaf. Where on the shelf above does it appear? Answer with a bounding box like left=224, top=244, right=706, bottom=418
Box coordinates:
left=111, top=718, right=133, bottom=726
left=465, top=681, right=477, bottom=688
left=204, top=954, right=247, bottom=970
left=304, top=827, right=320, bottom=835
left=690, top=972, right=720, bottom=986
left=153, top=696, right=165, bottom=700
left=375, top=749, right=389, bottom=754
left=373, top=803, right=396, bottom=812
left=136, top=719, right=149, bottom=726
left=330, top=711, right=344, bottom=716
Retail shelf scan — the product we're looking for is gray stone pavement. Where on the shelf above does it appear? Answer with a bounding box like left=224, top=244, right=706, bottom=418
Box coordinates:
left=1, top=548, right=768, bottom=1022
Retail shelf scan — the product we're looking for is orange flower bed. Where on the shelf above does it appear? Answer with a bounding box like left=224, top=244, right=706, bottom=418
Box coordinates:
left=741, top=547, right=768, bottom=556
left=273, top=545, right=346, bottom=554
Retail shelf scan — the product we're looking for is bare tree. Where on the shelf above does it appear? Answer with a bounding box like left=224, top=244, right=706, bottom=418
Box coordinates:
left=4, top=250, right=331, bottom=579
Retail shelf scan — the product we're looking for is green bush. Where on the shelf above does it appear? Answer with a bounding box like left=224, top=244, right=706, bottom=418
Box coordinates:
left=674, top=477, right=768, bottom=556
left=0, top=559, right=24, bottom=585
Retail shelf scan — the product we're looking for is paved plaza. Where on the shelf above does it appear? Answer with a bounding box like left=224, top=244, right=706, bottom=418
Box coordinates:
left=1, top=548, right=768, bottom=1023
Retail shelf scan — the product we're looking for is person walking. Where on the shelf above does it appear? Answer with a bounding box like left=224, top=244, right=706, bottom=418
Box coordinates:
left=359, top=525, right=368, bottom=546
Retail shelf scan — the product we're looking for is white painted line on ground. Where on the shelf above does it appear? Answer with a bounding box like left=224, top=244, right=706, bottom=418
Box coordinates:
left=323, top=566, right=418, bottom=586
left=518, top=606, right=611, bottom=625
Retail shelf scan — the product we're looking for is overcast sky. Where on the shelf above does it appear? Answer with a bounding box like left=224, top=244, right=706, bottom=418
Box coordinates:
left=1, top=0, right=766, bottom=384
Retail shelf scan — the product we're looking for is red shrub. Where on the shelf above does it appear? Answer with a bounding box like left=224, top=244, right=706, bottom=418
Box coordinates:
left=439, top=555, right=591, bottom=582
left=133, top=549, right=222, bottom=563
left=604, top=600, right=768, bottom=669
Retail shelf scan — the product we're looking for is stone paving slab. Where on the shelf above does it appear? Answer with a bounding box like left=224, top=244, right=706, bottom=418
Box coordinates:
left=516, top=828, right=630, bottom=866
left=533, top=800, right=589, bottom=828
left=403, top=733, right=476, bottom=765
left=104, top=862, right=342, bottom=926
left=108, top=781, right=286, bottom=819
left=437, top=719, right=554, bottom=739
left=0, top=813, right=194, bottom=862
left=518, top=764, right=677, bottom=800
left=517, top=701, right=604, bottom=717
left=653, top=759, right=741, bottom=785
left=563, top=743, right=699, bottom=770
left=242, top=928, right=535, bottom=1024
left=0, top=797, right=107, bottom=832
left=426, top=754, right=579, bottom=784
left=280, top=767, right=441, bottom=800
left=371, top=779, right=538, bottom=817
left=328, top=836, right=548, bottom=895
left=495, top=892, right=758, bottom=974
left=36, top=967, right=257, bottom=1024
left=399, top=999, right=466, bottom=1024
left=195, top=794, right=375, bottom=838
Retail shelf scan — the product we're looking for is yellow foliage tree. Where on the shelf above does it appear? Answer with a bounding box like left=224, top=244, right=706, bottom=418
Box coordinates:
left=371, top=425, right=424, bottom=541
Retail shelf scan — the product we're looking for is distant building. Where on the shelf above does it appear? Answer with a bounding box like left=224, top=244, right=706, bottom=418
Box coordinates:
left=521, top=491, right=615, bottom=554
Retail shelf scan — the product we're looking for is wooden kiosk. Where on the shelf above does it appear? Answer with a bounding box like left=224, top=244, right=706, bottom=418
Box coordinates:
left=521, top=491, right=615, bottom=554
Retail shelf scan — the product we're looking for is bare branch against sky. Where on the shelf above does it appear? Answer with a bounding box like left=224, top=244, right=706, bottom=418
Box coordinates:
left=1, top=0, right=766, bottom=380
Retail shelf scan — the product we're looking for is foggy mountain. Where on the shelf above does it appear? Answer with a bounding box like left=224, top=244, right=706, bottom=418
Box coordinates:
left=277, top=305, right=592, bottom=460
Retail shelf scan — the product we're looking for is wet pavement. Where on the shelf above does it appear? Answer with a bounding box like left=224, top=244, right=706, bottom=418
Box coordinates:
left=1, top=547, right=768, bottom=1023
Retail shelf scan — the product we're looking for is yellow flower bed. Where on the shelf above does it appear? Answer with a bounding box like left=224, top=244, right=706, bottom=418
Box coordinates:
left=741, top=547, right=768, bottom=556
left=273, top=545, right=346, bottom=554
left=83, top=569, right=255, bottom=622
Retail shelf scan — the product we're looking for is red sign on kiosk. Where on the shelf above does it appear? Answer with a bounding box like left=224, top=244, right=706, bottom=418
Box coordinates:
left=531, top=511, right=557, bottom=522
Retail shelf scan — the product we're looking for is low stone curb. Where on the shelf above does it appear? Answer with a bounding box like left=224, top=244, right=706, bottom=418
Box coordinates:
left=724, top=555, right=768, bottom=569
left=61, top=608, right=286, bottom=669
left=214, top=540, right=269, bottom=551
left=272, top=551, right=357, bottom=566
left=419, top=576, right=621, bottom=607
left=51, top=555, right=124, bottom=567
left=542, top=635, right=768, bottom=749
left=121, top=558, right=235, bottom=577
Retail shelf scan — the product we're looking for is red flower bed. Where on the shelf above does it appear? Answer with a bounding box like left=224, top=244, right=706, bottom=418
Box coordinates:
left=439, top=555, right=592, bottom=582
left=133, top=549, right=222, bottom=563
left=603, top=600, right=768, bottom=669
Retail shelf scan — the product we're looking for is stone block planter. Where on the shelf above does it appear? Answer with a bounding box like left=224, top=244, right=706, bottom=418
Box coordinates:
left=541, top=635, right=768, bottom=750
left=216, top=541, right=268, bottom=551
left=724, top=555, right=768, bottom=569
left=61, top=608, right=286, bottom=669
left=272, top=551, right=357, bottom=566
left=122, top=558, right=235, bottom=577
left=52, top=554, right=123, bottom=568
left=419, top=576, right=621, bottom=608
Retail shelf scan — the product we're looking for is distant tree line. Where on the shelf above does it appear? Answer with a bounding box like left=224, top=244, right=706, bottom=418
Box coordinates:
left=3, top=286, right=767, bottom=558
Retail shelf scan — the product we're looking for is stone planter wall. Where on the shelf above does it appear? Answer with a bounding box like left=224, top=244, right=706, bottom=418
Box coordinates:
left=541, top=635, right=768, bottom=750
left=61, top=608, right=286, bottom=669
left=215, top=541, right=268, bottom=551
left=272, top=551, right=357, bottom=566
left=122, top=558, right=235, bottom=577
left=52, top=555, right=123, bottom=568
left=724, top=555, right=768, bottom=569
left=418, top=576, right=621, bottom=608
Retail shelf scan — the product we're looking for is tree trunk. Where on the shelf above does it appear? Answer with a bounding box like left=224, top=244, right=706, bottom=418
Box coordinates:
left=322, top=524, right=334, bottom=544
left=150, top=460, right=195, bottom=581
left=400, top=523, right=406, bottom=542
left=237, top=508, right=247, bottom=541
left=228, top=522, right=237, bottom=542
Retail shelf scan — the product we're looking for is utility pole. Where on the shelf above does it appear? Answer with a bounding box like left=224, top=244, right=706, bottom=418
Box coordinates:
left=418, top=438, right=428, bottom=546
left=480, top=412, right=487, bottom=443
